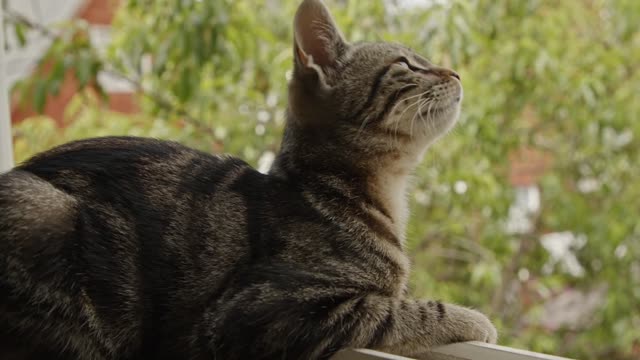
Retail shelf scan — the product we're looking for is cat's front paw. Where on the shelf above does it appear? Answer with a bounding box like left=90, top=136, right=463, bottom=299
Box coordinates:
left=443, top=304, right=497, bottom=344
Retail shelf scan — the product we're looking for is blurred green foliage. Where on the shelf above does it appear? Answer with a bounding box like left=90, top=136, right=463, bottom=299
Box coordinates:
left=8, top=0, right=640, bottom=358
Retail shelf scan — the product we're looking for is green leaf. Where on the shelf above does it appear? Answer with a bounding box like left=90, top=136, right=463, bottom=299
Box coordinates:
left=14, top=22, right=28, bottom=47
left=75, top=54, right=94, bottom=88
left=48, top=60, right=67, bottom=95
left=33, top=80, right=48, bottom=113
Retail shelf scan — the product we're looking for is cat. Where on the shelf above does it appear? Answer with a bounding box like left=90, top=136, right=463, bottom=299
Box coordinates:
left=0, top=0, right=497, bottom=359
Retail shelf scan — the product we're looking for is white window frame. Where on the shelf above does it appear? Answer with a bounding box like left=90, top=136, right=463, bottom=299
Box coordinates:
left=1, top=4, right=16, bottom=173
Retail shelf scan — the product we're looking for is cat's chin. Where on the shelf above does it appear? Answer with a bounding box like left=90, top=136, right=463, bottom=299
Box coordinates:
left=421, top=103, right=460, bottom=144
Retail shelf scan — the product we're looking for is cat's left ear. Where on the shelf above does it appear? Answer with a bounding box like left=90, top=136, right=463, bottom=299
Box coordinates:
left=293, top=0, right=347, bottom=83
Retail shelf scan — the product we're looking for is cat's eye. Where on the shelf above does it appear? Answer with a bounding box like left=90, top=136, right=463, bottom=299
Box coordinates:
left=394, top=57, right=412, bottom=70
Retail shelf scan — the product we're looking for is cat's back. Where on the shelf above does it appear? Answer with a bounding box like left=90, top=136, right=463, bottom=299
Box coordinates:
left=18, top=136, right=249, bottom=194
left=8, top=136, right=257, bottom=222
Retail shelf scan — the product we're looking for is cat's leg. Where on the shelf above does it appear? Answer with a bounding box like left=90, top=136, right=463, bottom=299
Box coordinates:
left=345, top=295, right=497, bottom=357
left=206, top=285, right=496, bottom=359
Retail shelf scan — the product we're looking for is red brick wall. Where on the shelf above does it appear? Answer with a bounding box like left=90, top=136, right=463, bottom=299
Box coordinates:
left=509, top=148, right=552, bottom=186
left=77, top=0, right=121, bottom=25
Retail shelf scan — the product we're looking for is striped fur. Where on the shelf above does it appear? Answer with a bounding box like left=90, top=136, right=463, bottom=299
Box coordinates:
left=0, top=1, right=496, bottom=359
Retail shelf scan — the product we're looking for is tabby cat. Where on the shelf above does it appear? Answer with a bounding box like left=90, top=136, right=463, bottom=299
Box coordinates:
left=0, top=0, right=497, bottom=359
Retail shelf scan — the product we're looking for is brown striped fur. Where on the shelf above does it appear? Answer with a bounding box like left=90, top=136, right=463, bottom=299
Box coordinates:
left=0, top=1, right=496, bottom=359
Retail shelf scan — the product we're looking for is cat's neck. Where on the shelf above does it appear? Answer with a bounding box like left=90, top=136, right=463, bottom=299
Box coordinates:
left=368, top=162, right=413, bottom=239
left=271, top=124, right=419, bottom=240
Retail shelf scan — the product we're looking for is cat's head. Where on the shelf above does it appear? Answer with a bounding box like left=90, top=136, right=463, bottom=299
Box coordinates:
left=286, top=0, right=462, bottom=170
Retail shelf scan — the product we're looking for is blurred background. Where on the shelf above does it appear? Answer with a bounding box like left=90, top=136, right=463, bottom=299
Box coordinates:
left=1, top=0, right=639, bottom=358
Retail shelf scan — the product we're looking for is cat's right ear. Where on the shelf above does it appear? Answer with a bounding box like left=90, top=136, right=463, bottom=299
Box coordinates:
left=293, top=0, right=347, bottom=88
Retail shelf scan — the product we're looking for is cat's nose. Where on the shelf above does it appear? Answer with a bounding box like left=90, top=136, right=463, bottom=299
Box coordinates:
left=436, top=68, right=460, bottom=81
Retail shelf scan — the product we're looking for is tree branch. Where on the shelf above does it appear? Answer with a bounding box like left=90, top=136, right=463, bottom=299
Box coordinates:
left=3, top=9, right=216, bottom=137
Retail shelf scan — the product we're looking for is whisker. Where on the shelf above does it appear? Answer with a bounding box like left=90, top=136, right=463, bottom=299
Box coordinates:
left=394, top=98, right=423, bottom=146
left=393, top=91, right=428, bottom=122
left=410, top=99, right=422, bottom=137
left=426, top=99, right=437, bottom=137
left=417, top=98, right=431, bottom=137
left=409, top=99, right=425, bottom=138
left=356, top=84, right=420, bottom=140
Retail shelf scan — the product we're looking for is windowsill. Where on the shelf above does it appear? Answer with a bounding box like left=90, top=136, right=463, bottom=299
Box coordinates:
left=332, top=342, right=574, bottom=360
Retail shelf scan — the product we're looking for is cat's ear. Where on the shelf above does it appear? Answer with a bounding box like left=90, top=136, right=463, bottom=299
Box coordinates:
left=293, top=0, right=347, bottom=79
